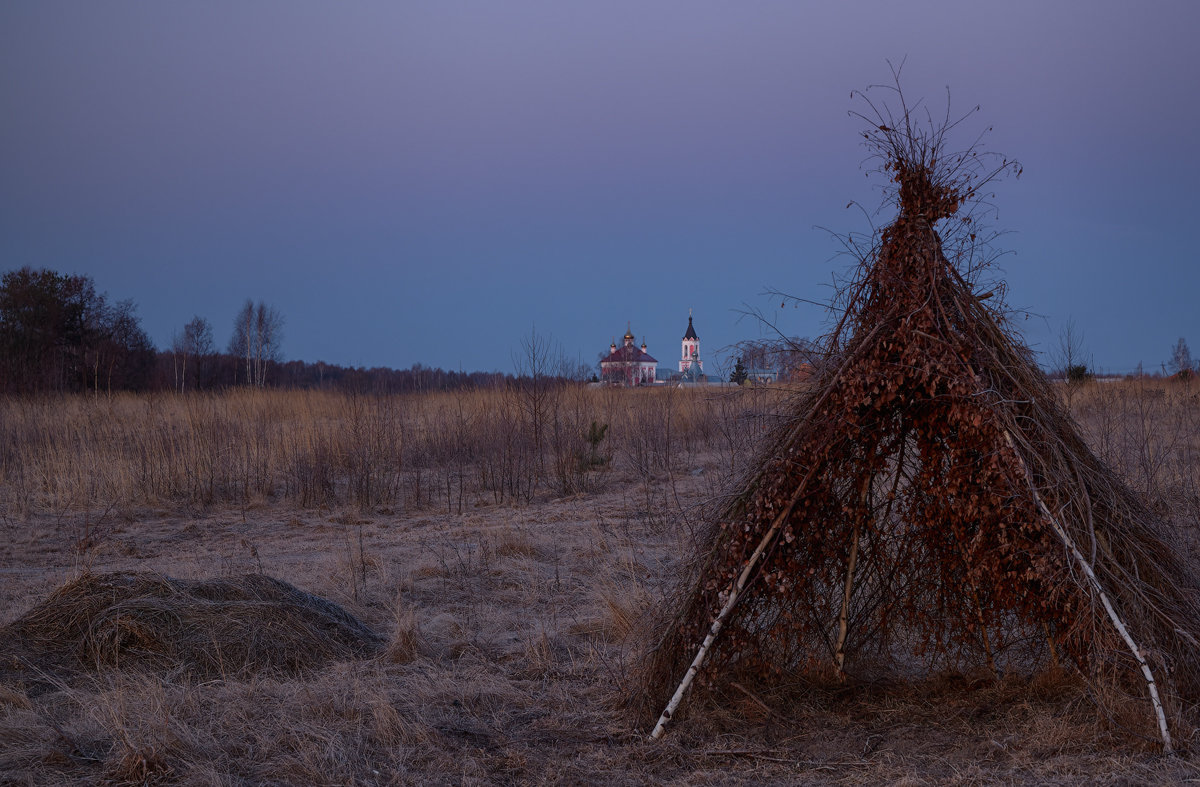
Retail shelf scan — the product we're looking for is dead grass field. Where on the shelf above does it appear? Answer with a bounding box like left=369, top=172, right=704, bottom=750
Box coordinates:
left=1, top=382, right=1198, bottom=784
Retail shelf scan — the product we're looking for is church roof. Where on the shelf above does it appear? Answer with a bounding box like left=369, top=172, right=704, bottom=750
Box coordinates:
left=602, top=344, right=657, bottom=364
left=684, top=315, right=698, bottom=340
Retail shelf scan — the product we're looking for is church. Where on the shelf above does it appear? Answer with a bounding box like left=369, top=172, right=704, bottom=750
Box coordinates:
left=676, top=312, right=704, bottom=382
left=599, top=313, right=709, bottom=387
left=599, top=326, right=658, bottom=386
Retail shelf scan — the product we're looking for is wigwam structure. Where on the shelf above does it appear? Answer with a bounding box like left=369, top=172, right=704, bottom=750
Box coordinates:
left=643, top=86, right=1200, bottom=751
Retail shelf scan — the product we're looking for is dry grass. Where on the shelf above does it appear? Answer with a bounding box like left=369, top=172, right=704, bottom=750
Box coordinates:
left=0, top=385, right=781, bottom=518
left=1071, top=379, right=1200, bottom=539
left=1, top=571, right=383, bottom=694
left=0, top=382, right=1197, bottom=784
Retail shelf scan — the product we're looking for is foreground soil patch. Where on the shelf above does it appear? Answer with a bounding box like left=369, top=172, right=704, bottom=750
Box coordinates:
left=1, top=485, right=1196, bottom=782
left=1, top=571, right=382, bottom=692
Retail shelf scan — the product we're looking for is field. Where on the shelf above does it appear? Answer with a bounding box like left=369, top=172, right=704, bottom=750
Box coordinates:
left=1, top=381, right=1198, bottom=784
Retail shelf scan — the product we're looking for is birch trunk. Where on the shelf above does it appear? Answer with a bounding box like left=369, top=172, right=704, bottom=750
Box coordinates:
left=650, top=472, right=813, bottom=740
left=833, top=521, right=860, bottom=675
left=1002, top=430, right=1173, bottom=754
left=834, top=474, right=871, bottom=674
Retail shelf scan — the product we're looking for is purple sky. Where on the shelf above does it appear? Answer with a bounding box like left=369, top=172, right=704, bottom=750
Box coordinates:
left=2, top=2, right=1197, bottom=375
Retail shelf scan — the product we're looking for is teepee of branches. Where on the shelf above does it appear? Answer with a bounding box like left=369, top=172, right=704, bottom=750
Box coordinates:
left=642, top=84, right=1200, bottom=752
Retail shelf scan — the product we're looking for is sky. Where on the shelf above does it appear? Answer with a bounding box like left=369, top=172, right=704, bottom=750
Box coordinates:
left=1, top=2, right=1197, bottom=376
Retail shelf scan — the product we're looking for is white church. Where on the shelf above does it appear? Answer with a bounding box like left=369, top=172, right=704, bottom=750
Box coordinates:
left=599, top=312, right=709, bottom=387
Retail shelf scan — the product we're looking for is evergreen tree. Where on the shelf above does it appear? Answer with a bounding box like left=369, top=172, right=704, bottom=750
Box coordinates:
left=730, top=357, right=749, bottom=385
left=0, top=267, right=153, bottom=393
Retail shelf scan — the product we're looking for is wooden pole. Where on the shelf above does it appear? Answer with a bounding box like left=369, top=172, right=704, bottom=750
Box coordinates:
left=650, top=471, right=814, bottom=740
left=1002, top=430, right=1173, bottom=754
left=833, top=521, right=860, bottom=675
left=834, top=474, right=871, bottom=675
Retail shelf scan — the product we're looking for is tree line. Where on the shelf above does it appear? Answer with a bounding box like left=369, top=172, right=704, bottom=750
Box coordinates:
left=0, top=267, right=529, bottom=395
left=0, top=267, right=155, bottom=393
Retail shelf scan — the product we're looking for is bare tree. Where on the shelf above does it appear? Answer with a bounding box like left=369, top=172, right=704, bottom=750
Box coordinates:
left=252, top=302, right=284, bottom=386
left=187, top=316, right=216, bottom=388
left=1053, top=317, right=1091, bottom=382
left=513, top=326, right=556, bottom=462
left=228, top=300, right=284, bottom=387
left=87, top=298, right=155, bottom=394
left=228, top=300, right=253, bottom=385
left=1050, top=317, right=1092, bottom=408
left=1168, top=337, right=1194, bottom=377
left=172, top=316, right=215, bottom=391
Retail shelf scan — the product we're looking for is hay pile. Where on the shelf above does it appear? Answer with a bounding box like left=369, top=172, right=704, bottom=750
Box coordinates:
left=1, top=571, right=382, bottom=691
left=642, top=86, right=1200, bottom=750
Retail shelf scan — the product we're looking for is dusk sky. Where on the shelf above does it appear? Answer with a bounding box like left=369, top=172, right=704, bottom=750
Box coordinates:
left=2, top=2, right=1197, bottom=376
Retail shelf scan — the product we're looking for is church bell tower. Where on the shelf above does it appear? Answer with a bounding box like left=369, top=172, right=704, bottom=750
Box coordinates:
left=679, top=309, right=701, bottom=374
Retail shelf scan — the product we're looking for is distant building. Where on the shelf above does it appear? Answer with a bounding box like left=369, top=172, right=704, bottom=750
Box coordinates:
left=600, top=326, right=657, bottom=386
left=601, top=313, right=728, bottom=386
left=679, top=310, right=703, bottom=375
left=745, top=367, right=778, bottom=384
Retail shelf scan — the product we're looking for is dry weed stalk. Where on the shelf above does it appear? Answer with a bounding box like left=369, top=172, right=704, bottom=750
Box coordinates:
left=385, top=588, right=426, bottom=664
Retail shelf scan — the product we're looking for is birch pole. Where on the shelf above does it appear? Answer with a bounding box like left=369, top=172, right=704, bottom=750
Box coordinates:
left=649, top=471, right=814, bottom=740
left=1002, top=430, right=1173, bottom=754
left=834, top=474, right=871, bottom=675
left=833, top=521, right=860, bottom=675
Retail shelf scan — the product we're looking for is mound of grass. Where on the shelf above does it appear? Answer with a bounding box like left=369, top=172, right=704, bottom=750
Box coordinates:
left=1, top=571, right=382, bottom=692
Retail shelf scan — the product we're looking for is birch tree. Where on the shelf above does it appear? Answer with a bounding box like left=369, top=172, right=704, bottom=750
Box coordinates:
left=228, top=300, right=284, bottom=387
left=173, top=315, right=215, bottom=391
left=1168, top=337, right=1194, bottom=377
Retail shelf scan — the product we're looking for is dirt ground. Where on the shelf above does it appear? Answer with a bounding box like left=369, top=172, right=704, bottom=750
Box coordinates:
left=2, top=459, right=1198, bottom=785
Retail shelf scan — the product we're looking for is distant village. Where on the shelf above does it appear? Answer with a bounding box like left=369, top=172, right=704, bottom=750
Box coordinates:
left=597, top=313, right=787, bottom=387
